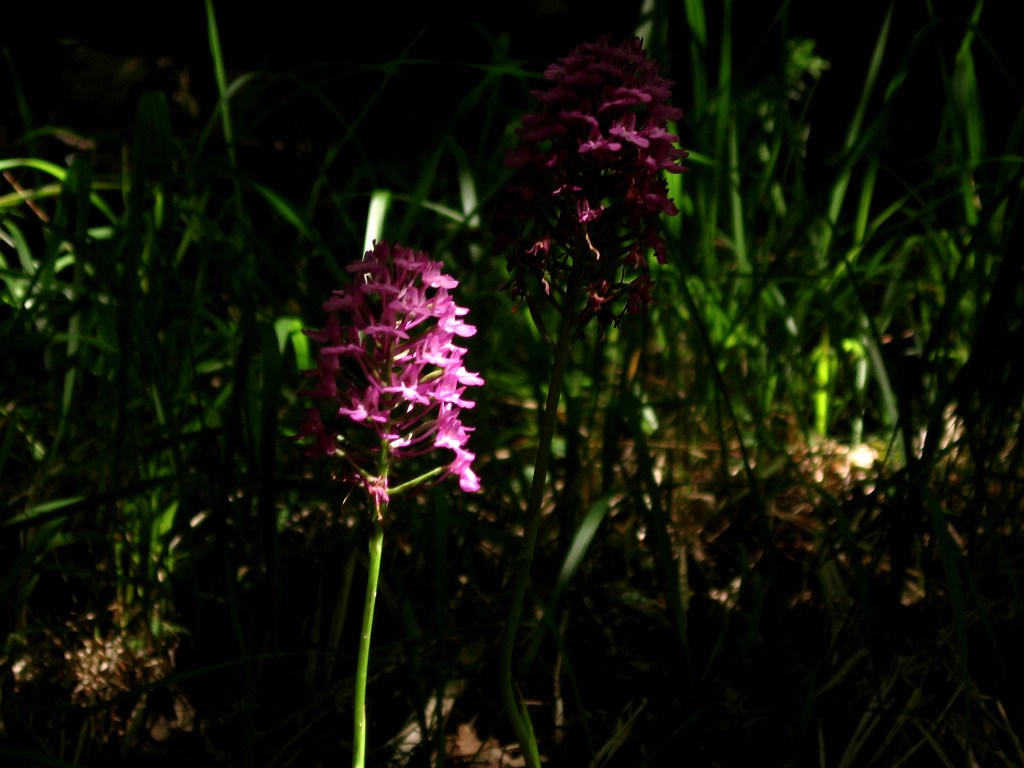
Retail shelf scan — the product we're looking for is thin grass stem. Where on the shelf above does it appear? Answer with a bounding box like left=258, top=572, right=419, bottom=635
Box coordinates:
left=204, top=0, right=236, bottom=169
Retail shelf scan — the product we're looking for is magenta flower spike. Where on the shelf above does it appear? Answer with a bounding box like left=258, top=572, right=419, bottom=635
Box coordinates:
left=293, top=241, right=483, bottom=506
left=496, top=35, right=687, bottom=330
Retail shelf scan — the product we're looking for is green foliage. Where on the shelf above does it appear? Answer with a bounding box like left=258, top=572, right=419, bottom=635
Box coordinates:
left=2, top=1, right=1023, bottom=765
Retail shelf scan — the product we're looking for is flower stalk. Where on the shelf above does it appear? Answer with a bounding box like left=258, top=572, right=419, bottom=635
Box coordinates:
left=495, top=36, right=685, bottom=765
left=292, top=241, right=482, bottom=767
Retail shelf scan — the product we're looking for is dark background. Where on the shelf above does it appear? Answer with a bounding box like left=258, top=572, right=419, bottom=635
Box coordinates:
left=5, top=0, right=1022, bottom=203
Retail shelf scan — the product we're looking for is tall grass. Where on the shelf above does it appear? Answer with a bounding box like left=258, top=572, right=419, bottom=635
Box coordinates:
left=647, top=0, right=1024, bottom=763
left=2, top=1, right=1023, bottom=765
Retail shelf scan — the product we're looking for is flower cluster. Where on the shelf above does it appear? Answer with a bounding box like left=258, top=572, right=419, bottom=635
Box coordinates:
left=293, top=241, right=483, bottom=505
left=495, top=36, right=687, bottom=330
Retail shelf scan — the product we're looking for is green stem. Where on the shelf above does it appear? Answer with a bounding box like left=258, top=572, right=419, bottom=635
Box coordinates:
left=353, top=513, right=384, bottom=768
left=388, top=464, right=447, bottom=496
left=499, top=263, right=582, bottom=768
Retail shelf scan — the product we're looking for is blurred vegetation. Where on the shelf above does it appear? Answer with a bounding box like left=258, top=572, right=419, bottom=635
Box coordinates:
left=2, top=1, right=1023, bottom=765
